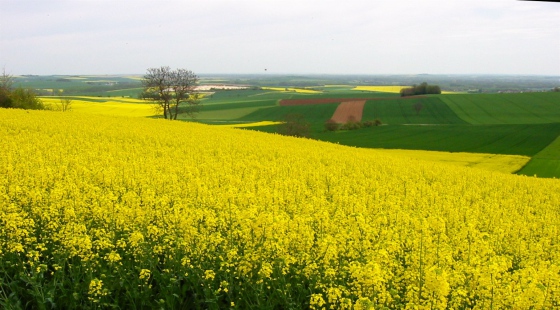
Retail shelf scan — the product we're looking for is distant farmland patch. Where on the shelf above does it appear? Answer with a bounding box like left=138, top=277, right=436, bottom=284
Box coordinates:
left=217, top=121, right=283, bottom=128
left=517, top=135, right=560, bottom=178
left=195, top=85, right=250, bottom=91
left=361, top=97, right=467, bottom=125
left=262, top=87, right=322, bottom=94
left=353, top=85, right=408, bottom=93
left=440, top=92, right=560, bottom=124
left=40, top=97, right=156, bottom=117
left=353, top=85, right=459, bottom=94
left=280, top=96, right=426, bottom=106
left=316, top=123, right=560, bottom=157
left=330, top=101, right=366, bottom=123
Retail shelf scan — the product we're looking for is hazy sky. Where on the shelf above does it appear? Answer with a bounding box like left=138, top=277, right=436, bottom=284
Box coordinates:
left=1, top=0, right=559, bottom=75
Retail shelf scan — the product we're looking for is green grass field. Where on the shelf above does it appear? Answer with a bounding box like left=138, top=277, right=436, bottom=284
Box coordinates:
left=517, top=135, right=560, bottom=178
left=361, top=97, right=467, bottom=124
left=440, top=92, right=560, bottom=124
left=239, top=103, right=340, bottom=123
left=192, top=99, right=278, bottom=121
left=314, top=123, right=560, bottom=156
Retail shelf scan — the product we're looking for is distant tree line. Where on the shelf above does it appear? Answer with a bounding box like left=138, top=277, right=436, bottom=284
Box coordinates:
left=400, top=82, right=441, bottom=97
left=0, top=69, right=44, bottom=110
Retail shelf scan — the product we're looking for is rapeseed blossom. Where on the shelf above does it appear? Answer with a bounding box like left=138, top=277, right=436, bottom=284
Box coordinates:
left=1, top=109, right=559, bottom=308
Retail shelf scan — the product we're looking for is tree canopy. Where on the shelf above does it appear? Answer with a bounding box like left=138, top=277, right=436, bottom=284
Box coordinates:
left=141, top=66, right=200, bottom=120
left=0, top=69, right=44, bottom=110
left=400, top=82, right=441, bottom=97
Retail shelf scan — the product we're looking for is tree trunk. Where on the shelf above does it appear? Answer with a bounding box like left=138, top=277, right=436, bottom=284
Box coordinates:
left=173, top=100, right=180, bottom=120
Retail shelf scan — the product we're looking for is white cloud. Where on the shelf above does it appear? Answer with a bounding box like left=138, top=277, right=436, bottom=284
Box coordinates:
left=1, top=0, right=558, bottom=75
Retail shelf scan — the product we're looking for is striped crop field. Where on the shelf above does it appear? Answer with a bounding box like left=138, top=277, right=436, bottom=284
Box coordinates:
left=318, top=123, right=560, bottom=157
left=440, top=93, right=560, bottom=124
left=517, top=135, right=560, bottom=178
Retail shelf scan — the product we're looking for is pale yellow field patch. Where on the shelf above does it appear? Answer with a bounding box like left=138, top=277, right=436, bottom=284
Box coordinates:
left=218, top=121, right=283, bottom=128
left=262, top=87, right=322, bottom=94
left=352, top=86, right=409, bottom=93
left=68, top=96, right=149, bottom=103
left=354, top=86, right=459, bottom=95
left=374, top=149, right=531, bottom=174
left=124, top=76, right=143, bottom=80
left=41, top=97, right=157, bottom=117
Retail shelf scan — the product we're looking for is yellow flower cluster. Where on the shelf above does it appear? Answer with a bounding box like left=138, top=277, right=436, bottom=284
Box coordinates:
left=1, top=109, right=559, bottom=308
left=374, top=149, right=530, bottom=174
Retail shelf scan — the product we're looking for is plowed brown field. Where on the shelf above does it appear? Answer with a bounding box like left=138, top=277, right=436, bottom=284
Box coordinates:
left=330, top=101, right=366, bottom=123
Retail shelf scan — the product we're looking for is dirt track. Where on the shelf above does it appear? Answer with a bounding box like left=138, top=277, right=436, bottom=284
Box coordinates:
left=330, top=101, right=366, bottom=123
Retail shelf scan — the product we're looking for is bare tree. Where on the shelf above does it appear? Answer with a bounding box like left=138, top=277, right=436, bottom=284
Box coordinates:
left=141, top=66, right=200, bottom=120
left=59, top=98, right=72, bottom=112
left=0, top=68, right=14, bottom=108
left=1, top=67, right=14, bottom=91
left=50, top=90, right=72, bottom=112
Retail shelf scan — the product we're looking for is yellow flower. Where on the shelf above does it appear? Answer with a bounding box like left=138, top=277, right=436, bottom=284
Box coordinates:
left=204, top=270, right=215, bottom=281
left=88, top=278, right=108, bottom=302
left=139, top=269, right=151, bottom=282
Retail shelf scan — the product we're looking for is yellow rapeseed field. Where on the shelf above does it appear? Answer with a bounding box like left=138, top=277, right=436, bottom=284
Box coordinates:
left=352, top=86, right=409, bottom=93
left=217, top=121, right=284, bottom=128
left=40, top=97, right=157, bottom=117
left=352, top=86, right=458, bottom=94
left=1, top=109, right=559, bottom=308
left=375, top=149, right=531, bottom=174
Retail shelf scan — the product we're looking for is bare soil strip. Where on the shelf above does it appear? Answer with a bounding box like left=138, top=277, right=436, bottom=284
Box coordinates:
left=279, top=95, right=426, bottom=106
left=331, top=101, right=366, bottom=123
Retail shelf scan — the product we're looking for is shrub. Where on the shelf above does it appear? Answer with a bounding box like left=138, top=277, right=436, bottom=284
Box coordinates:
left=340, top=116, right=359, bottom=130
left=277, top=113, right=310, bottom=138
left=0, top=88, right=12, bottom=108
left=362, top=119, right=382, bottom=128
left=4, top=87, right=45, bottom=110
left=362, top=120, right=375, bottom=128
left=400, top=82, right=441, bottom=97
left=324, top=119, right=340, bottom=131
